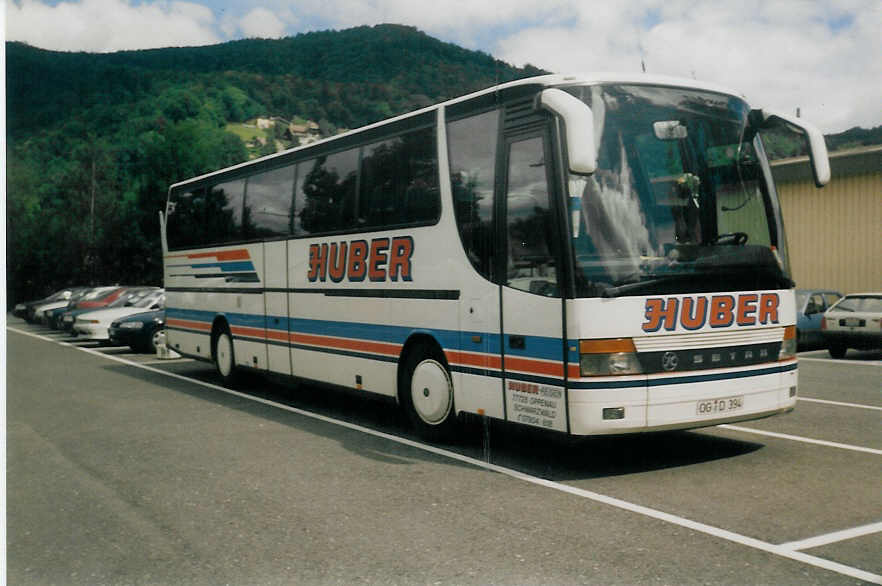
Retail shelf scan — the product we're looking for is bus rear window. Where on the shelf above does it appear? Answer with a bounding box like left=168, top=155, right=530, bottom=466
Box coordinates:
left=167, top=187, right=211, bottom=250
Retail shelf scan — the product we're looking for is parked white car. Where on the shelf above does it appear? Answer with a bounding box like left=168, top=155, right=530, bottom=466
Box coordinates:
left=821, top=293, right=882, bottom=358
left=73, top=290, right=166, bottom=342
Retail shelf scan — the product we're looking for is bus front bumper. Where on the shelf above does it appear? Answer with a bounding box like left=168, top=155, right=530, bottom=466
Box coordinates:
left=567, top=360, right=798, bottom=435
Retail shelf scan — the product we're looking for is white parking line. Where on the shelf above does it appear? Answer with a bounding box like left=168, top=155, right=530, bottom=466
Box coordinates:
left=799, top=397, right=882, bottom=411
left=779, top=521, right=882, bottom=551
left=719, top=425, right=882, bottom=456
left=139, top=358, right=196, bottom=366
left=8, top=325, right=882, bottom=585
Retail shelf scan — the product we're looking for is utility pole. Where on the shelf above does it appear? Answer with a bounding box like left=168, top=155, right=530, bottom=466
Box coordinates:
left=90, top=157, right=96, bottom=247
left=88, top=153, right=97, bottom=285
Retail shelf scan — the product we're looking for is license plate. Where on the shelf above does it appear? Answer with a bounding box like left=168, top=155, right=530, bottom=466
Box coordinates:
left=696, top=395, right=744, bottom=416
left=842, top=318, right=862, bottom=327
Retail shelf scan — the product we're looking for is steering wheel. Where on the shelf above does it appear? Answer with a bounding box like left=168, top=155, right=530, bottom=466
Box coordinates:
left=714, top=232, right=749, bottom=245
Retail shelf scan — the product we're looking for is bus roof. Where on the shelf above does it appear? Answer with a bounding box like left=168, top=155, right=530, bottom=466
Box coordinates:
left=169, top=73, right=746, bottom=192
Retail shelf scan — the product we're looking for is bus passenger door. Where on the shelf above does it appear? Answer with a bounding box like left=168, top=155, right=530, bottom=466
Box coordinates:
left=499, top=131, right=569, bottom=433
left=446, top=107, right=505, bottom=420
left=264, top=240, right=291, bottom=375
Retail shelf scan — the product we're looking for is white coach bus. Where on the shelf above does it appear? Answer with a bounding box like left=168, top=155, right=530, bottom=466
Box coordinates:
left=161, top=74, right=830, bottom=440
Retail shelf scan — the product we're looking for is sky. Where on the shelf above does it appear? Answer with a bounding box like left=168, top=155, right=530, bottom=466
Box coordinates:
left=4, top=0, right=881, bottom=133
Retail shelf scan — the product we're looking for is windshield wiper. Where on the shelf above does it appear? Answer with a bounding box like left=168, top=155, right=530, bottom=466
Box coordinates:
left=601, top=275, right=691, bottom=298
left=600, top=265, right=792, bottom=299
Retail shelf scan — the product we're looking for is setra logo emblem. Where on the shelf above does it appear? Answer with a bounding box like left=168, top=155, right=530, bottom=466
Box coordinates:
left=661, top=351, right=679, bottom=372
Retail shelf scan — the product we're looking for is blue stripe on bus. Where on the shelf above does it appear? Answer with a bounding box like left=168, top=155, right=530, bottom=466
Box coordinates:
left=165, top=307, right=796, bottom=390
left=188, top=261, right=256, bottom=272
left=166, top=307, right=551, bottom=359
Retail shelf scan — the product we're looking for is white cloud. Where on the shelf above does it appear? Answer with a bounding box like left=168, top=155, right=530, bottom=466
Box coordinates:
left=6, top=0, right=221, bottom=52
left=493, top=0, right=882, bottom=132
left=238, top=6, right=288, bottom=38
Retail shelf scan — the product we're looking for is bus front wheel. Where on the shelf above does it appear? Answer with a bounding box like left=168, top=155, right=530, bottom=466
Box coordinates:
left=214, top=327, right=238, bottom=385
left=401, top=345, right=457, bottom=442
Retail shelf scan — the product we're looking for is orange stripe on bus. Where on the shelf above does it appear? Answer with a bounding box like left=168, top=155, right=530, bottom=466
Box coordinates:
left=444, top=350, right=503, bottom=370
left=504, top=356, right=565, bottom=377
left=166, top=318, right=211, bottom=331
left=291, top=333, right=401, bottom=356
left=265, top=329, right=290, bottom=342
left=190, top=249, right=250, bottom=261
left=231, top=326, right=267, bottom=339
left=165, top=249, right=250, bottom=261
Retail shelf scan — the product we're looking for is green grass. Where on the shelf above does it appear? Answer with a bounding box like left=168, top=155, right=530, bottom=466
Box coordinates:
left=225, top=123, right=268, bottom=144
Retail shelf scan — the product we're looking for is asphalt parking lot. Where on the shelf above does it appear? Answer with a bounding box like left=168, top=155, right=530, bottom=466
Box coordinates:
left=6, top=317, right=881, bottom=585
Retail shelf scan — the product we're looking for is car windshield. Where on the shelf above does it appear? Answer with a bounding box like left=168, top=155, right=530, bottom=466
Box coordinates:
left=108, top=289, right=152, bottom=307
left=564, top=84, right=790, bottom=298
left=133, top=292, right=165, bottom=308
left=831, top=296, right=882, bottom=312
left=68, top=289, right=90, bottom=302
left=45, top=289, right=71, bottom=301
left=82, top=287, right=117, bottom=300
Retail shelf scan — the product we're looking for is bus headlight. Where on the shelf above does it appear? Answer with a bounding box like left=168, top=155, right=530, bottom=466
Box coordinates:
left=579, top=338, right=643, bottom=376
left=779, top=325, right=797, bottom=360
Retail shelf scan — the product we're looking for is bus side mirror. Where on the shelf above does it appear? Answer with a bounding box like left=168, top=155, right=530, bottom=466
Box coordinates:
left=538, top=88, right=597, bottom=175
left=753, top=108, right=831, bottom=187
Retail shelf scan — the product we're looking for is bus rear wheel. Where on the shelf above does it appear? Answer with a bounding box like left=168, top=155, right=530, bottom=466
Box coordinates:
left=401, top=345, right=457, bottom=442
left=214, top=327, right=238, bottom=385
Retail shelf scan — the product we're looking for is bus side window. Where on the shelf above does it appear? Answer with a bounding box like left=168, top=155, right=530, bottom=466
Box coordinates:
left=242, top=164, right=295, bottom=239
left=298, top=149, right=359, bottom=234
left=359, top=126, right=440, bottom=230
left=206, top=179, right=246, bottom=245
left=447, top=110, right=498, bottom=281
left=291, top=161, right=307, bottom=236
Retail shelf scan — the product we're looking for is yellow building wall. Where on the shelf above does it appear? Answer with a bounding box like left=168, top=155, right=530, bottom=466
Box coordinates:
left=777, top=171, right=882, bottom=294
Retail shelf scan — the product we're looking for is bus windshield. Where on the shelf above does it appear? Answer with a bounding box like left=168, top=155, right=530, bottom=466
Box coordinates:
left=565, top=84, right=790, bottom=298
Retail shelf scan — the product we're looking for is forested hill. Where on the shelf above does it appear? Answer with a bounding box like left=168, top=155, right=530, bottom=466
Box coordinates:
left=7, top=24, right=544, bottom=139
left=5, top=24, right=544, bottom=304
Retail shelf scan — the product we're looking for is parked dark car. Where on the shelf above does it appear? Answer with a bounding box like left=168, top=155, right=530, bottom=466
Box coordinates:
left=109, top=309, right=165, bottom=353
left=13, top=287, right=71, bottom=318
left=795, top=289, right=842, bottom=349
left=45, top=304, right=71, bottom=329
left=15, top=287, right=86, bottom=322
left=46, top=287, right=103, bottom=329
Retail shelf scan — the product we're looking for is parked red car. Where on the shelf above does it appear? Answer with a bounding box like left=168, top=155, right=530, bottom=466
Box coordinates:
left=71, top=286, right=130, bottom=310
